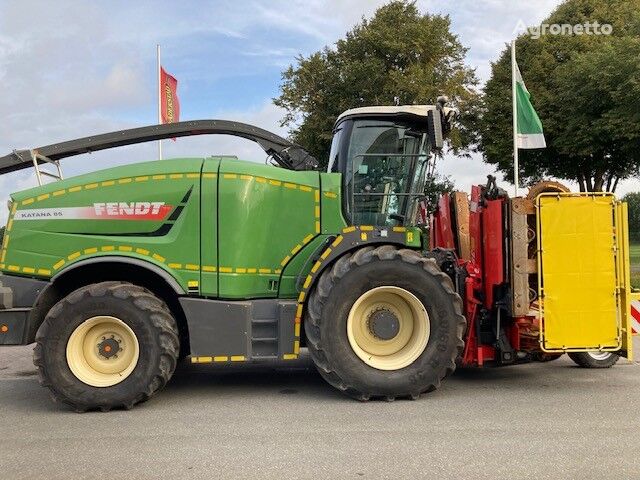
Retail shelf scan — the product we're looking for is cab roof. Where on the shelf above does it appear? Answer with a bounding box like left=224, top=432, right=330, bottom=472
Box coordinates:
left=335, top=105, right=438, bottom=125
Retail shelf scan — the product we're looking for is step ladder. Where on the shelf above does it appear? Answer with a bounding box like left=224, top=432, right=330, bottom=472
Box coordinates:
left=14, top=149, right=64, bottom=186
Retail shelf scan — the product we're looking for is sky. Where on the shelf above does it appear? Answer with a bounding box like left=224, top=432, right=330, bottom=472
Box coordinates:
left=1, top=0, right=637, bottom=225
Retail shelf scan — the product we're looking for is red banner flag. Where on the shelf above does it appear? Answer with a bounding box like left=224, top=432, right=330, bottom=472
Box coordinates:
left=160, top=67, right=180, bottom=125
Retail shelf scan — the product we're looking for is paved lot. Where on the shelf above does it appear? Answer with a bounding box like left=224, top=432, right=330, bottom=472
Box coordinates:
left=1, top=340, right=639, bottom=480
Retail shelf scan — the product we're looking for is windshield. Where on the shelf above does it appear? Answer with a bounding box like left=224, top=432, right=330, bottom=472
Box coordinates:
left=343, top=119, right=430, bottom=226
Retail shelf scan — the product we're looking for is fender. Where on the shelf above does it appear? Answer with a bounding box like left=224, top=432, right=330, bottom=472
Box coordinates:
left=50, top=256, right=185, bottom=294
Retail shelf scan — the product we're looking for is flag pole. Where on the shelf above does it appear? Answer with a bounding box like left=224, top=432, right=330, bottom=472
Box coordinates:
left=511, top=39, right=519, bottom=196
left=157, top=44, right=162, bottom=160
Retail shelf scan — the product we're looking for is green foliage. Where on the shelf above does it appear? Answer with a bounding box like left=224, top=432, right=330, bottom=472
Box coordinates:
left=0, top=226, right=4, bottom=246
left=423, top=174, right=455, bottom=215
left=624, top=192, right=640, bottom=241
left=479, top=0, right=640, bottom=191
left=274, top=0, right=480, bottom=168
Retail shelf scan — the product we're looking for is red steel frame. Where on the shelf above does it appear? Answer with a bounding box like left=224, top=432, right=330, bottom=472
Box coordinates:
left=431, top=186, right=507, bottom=366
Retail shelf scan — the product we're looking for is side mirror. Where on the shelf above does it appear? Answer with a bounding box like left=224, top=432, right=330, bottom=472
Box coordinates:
left=427, top=108, right=444, bottom=150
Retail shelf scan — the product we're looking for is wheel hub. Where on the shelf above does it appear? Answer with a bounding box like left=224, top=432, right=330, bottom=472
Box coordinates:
left=347, top=286, right=430, bottom=371
left=66, top=316, right=140, bottom=388
left=368, top=309, right=400, bottom=340
left=97, top=336, right=121, bottom=359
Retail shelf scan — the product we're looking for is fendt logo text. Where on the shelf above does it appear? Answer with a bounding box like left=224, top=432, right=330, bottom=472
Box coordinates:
left=93, top=202, right=167, bottom=217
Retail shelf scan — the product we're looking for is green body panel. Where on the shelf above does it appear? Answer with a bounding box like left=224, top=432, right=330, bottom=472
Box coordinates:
left=320, top=172, right=347, bottom=233
left=0, top=156, right=416, bottom=300
left=199, top=159, right=220, bottom=296
left=2, top=159, right=203, bottom=292
left=280, top=235, right=331, bottom=297
left=216, top=159, right=320, bottom=299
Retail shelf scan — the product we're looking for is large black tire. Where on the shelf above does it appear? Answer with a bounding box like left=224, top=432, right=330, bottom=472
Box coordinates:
left=568, top=351, right=620, bottom=368
left=34, top=282, right=179, bottom=412
left=305, top=245, right=466, bottom=401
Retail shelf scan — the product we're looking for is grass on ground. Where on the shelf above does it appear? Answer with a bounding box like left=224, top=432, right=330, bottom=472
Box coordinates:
left=630, top=243, right=640, bottom=289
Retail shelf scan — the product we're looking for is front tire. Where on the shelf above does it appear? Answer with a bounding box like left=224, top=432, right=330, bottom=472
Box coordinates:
left=305, top=246, right=466, bottom=401
left=34, top=282, right=179, bottom=412
left=568, top=351, right=619, bottom=368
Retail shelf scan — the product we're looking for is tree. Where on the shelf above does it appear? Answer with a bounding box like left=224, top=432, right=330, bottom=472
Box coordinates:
left=423, top=174, right=455, bottom=215
left=0, top=226, right=4, bottom=247
left=274, top=0, right=480, bottom=169
left=624, top=192, right=640, bottom=241
left=479, top=0, right=640, bottom=191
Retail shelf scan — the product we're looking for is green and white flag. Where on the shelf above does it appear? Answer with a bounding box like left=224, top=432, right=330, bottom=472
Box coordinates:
left=514, top=62, right=546, bottom=149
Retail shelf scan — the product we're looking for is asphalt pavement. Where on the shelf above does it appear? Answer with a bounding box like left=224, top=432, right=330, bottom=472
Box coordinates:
left=1, top=340, right=639, bottom=480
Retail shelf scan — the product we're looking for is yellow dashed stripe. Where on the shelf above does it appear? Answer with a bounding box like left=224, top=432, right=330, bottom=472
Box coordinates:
left=190, top=355, right=246, bottom=363
left=12, top=172, right=205, bottom=209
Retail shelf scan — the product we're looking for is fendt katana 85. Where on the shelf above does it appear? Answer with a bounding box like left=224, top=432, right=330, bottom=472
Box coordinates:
left=0, top=100, right=636, bottom=411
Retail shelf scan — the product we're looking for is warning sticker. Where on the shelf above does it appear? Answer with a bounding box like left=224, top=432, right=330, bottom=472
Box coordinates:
left=631, top=299, right=640, bottom=336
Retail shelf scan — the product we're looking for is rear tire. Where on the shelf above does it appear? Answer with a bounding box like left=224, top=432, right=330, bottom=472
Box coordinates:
left=568, top=351, right=619, bottom=368
left=305, top=245, right=466, bottom=401
left=34, top=281, right=179, bottom=412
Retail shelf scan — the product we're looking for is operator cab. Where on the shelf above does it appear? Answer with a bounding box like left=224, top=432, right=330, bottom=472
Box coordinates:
left=328, top=103, right=453, bottom=227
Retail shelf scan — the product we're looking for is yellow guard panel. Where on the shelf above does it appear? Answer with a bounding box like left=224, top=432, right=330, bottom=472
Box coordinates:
left=537, top=194, right=621, bottom=351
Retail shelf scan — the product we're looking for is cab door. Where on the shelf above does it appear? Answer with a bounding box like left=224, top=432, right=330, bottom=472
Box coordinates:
left=536, top=193, right=632, bottom=359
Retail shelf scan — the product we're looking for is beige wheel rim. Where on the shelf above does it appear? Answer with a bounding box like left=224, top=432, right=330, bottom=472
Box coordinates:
left=347, top=286, right=430, bottom=371
left=66, top=316, right=140, bottom=387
